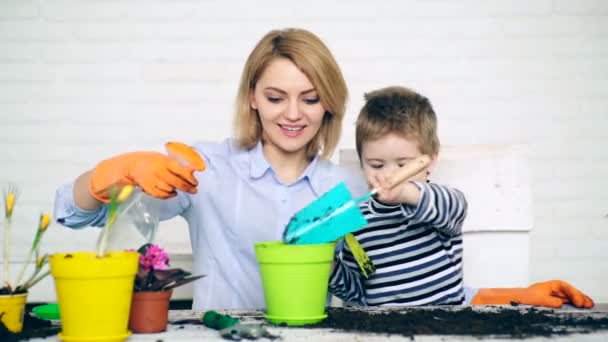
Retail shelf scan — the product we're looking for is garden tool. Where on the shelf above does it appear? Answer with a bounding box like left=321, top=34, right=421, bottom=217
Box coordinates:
left=103, top=188, right=161, bottom=251
left=202, top=310, right=280, bottom=341
left=283, top=155, right=431, bottom=245
left=344, top=233, right=375, bottom=278
left=102, top=142, right=206, bottom=251
left=90, top=141, right=205, bottom=203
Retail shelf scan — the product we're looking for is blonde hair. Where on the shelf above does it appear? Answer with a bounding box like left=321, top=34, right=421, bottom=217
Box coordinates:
left=355, top=86, right=440, bottom=158
left=234, top=28, right=348, bottom=160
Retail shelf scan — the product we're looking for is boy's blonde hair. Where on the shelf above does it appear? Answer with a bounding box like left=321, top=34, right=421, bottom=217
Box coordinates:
left=234, top=28, right=348, bottom=160
left=356, top=86, right=439, bottom=158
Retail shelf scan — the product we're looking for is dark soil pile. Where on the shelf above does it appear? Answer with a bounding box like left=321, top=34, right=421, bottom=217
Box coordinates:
left=0, top=288, right=26, bottom=295
left=314, top=307, right=608, bottom=338
left=0, top=312, right=60, bottom=342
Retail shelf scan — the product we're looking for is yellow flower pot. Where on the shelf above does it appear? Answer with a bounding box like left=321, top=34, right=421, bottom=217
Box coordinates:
left=0, top=292, right=27, bottom=333
left=50, top=251, right=138, bottom=342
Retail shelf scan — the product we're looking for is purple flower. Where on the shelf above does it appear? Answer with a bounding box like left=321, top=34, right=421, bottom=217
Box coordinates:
left=138, top=244, right=169, bottom=272
left=133, top=243, right=204, bottom=292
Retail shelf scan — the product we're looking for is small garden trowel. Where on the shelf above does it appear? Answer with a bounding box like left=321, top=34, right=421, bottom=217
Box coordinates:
left=201, top=311, right=280, bottom=340
left=283, top=155, right=431, bottom=245
left=344, top=233, right=376, bottom=278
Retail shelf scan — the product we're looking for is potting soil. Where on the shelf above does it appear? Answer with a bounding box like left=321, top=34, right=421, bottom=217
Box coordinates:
left=0, top=312, right=60, bottom=341
left=312, top=306, right=608, bottom=338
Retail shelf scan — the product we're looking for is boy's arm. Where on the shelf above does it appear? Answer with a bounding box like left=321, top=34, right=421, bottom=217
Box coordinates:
left=401, top=182, right=467, bottom=237
left=328, top=240, right=367, bottom=306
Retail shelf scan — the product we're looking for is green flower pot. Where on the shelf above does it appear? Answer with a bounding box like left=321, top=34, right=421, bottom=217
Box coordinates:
left=254, top=241, right=335, bottom=326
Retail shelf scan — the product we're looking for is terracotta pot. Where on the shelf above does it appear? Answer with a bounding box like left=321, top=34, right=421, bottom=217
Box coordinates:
left=128, top=290, right=172, bottom=333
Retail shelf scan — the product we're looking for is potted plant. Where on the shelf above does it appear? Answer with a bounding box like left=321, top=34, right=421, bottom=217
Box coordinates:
left=128, top=243, right=204, bottom=333
left=49, top=142, right=205, bottom=341
left=1, top=185, right=52, bottom=333
left=49, top=185, right=140, bottom=342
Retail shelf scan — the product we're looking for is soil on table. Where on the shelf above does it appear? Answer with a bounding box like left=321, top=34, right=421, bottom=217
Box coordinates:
left=312, top=306, right=608, bottom=338
left=0, top=310, right=60, bottom=342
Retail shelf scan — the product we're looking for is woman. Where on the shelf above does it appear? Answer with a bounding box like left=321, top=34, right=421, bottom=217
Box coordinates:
left=54, top=28, right=368, bottom=310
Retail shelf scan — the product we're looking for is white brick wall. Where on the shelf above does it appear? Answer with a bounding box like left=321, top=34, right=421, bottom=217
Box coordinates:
left=0, top=1, right=606, bottom=303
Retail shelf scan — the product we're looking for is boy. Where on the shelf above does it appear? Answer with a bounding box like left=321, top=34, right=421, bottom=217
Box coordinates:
left=329, top=86, right=595, bottom=309
left=329, top=86, right=467, bottom=306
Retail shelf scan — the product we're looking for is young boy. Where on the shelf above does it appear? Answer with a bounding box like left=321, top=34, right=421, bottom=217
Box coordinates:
left=329, top=86, right=596, bottom=309
left=329, top=86, right=467, bottom=306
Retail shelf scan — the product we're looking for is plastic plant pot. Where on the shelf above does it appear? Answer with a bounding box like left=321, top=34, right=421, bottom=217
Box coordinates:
left=0, top=292, right=28, bottom=333
left=254, top=241, right=335, bottom=326
left=49, top=251, right=138, bottom=342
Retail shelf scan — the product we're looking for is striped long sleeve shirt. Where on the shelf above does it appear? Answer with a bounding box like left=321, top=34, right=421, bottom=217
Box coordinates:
left=329, top=181, right=468, bottom=306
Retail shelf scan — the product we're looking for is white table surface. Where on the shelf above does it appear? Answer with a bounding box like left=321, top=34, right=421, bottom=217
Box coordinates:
left=28, top=304, right=608, bottom=342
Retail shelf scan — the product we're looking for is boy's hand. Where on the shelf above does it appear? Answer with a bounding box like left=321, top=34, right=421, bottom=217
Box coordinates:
left=367, top=155, right=431, bottom=205
left=369, top=174, right=420, bottom=206
left=471, top=280, right=594, bottom=308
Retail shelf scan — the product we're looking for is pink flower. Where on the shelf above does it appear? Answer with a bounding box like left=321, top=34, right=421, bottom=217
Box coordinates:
left=133, top=243, right=203, bottom=292
left=138, top=244, right=170, bottom=272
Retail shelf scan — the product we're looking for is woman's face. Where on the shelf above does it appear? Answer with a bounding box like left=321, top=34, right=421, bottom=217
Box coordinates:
left=250, top=58, right=326, bottom=159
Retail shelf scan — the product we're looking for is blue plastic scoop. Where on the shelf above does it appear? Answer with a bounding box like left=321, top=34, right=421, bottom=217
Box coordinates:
left=282, top=182, right=368, bottom=245
left=283, top=155, right=431, bottom=244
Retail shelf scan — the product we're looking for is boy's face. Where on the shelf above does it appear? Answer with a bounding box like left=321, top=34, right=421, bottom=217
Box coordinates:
left=360, top=132, right=433, bottom=187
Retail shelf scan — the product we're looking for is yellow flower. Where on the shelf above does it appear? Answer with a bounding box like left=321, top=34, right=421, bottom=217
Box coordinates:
left=4, top=191, right=15, bottom=218
left=36, top=254, right=48, bottom=268
left=39, top=213, right=51, bottom=232
left=116, top=185, right=134, bottom=203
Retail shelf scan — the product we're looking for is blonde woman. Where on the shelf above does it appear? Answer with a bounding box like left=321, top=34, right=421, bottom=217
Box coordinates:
left=54, top=28, right=368, bottom=310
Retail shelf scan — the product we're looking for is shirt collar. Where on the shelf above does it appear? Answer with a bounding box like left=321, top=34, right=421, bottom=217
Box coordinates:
left=248, top=140, right=324, bottom=196
left=249, top=141, right=271, bottom=179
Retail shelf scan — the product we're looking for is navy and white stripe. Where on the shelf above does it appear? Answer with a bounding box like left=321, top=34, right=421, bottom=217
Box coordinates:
left=329, top=181, right=467, bottom=306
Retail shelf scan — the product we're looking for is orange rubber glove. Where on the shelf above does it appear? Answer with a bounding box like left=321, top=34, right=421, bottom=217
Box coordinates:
left=90, top=142, right=205, bottom=202
left=471, top=280, right=594, bottom=308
